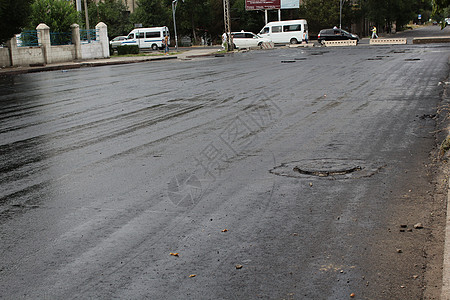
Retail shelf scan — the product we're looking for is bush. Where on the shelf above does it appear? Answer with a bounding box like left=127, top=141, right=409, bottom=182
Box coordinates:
left=116, top=45, right=139, bottom=55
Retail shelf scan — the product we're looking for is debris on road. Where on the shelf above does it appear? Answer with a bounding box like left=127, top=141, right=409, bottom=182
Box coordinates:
left=414, top=223, right=424, bottom=229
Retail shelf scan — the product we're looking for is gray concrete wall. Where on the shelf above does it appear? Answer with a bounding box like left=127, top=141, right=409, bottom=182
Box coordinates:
left=49, top=45, right=76, bottom=63
left=2, top=22, right=109, bottom=68
left=0, top=48, right=11, bottom=67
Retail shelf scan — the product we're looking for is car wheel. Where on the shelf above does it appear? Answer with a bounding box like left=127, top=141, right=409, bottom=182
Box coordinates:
left=151, top=44, right=158, bottom=51
left=290, top=38, right=298, bottom=44
left=258, top=42, right=263, bottom=48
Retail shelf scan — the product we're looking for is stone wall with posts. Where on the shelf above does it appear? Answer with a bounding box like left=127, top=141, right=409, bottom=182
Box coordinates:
left=0, top=47, right=11, bottom=67
left=1, top=22, right=109, bottom=68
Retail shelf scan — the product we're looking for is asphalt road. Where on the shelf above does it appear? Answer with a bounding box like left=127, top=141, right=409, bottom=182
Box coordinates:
left=0, top=29, right=449, bottom=299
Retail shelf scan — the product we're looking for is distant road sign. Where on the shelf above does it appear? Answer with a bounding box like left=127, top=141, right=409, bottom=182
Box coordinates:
left=418, top=14, right=422, bottom=20
left=246, top=0, right=280, bottom=10
left=281, top=0, right=299, bottom=9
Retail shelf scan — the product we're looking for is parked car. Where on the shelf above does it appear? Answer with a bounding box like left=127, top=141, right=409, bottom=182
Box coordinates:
left=230, top=31, right=271, bottom=49
left=317, top=28, right=359, bottom=44
left=110, top=36, right=127, bottom=48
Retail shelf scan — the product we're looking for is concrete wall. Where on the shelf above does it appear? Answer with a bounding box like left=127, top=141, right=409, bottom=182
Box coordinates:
left=2, top=22, right=109, bottom=68
left=81, top=42, right=103, bottom=59
left=0, top=48, right=11, bottom=67
left=14, top=47, right=45, bottom=66
left=49, top=45, right=76, bottom=63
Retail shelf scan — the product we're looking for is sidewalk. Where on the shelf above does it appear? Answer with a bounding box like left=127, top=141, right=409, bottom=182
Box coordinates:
left=0, top=47, right=222, bottom=76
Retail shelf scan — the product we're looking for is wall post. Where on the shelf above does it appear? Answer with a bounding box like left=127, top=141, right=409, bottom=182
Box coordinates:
left=71, top=23, right=81, bottom=60
left=6, top=36, right=18, bottom=66
left=96, top=22, right=110, bottom=58
left=36, top=23, right=51, bottom=64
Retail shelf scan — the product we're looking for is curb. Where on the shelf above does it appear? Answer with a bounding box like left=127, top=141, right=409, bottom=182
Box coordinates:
left=441, top=76, right=450, bottom=299
left=443, top=176, right=450, bottom=299
left=0, top=55, right=178, bottom=76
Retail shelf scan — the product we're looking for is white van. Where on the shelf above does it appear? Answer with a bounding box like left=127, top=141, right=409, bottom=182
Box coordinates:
left=121, top=27, right=170, bottom=50
left=259, top=20, right=308, bottom=44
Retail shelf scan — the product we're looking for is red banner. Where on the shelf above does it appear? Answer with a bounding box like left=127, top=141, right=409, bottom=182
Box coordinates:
left=246, top=0, right=281, bottom=10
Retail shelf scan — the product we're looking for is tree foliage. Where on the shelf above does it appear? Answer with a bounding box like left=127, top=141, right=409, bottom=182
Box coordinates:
left=299, top=0, right=353, bottom=33
left=86, top=0, right=131, bottom=38
left=28, top=0, right=78, bottom=32
left=0, top=0, right=32, bottom=44
left=130, top=0, right=170, bottom=28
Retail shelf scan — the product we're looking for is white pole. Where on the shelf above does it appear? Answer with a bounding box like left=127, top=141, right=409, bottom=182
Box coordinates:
left=278, top=9, right=281, bottom=21
left=172, top=0, right=178, bottom=51
left=265, top=10, right=268, bottom=24
left=339, top=0, right=342, bottom=29
left=76, top=0, right=82, bottom=12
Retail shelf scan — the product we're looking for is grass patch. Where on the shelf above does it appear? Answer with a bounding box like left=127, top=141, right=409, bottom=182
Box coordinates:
left=111, top=52, right=180, bottom=57
left=440, top=134, right=450, bottom=156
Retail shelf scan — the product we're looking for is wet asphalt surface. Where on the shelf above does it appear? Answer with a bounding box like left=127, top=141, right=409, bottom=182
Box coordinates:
left=1, top=26, right=450, bottom=299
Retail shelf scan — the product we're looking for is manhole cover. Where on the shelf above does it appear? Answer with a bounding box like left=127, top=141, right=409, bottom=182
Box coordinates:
left=270, top=159, right=383, bottom=180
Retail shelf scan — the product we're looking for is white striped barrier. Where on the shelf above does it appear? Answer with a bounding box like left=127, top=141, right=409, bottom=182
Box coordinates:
left=370, top=38, right=407, bottom=45
left=323, top=40, right=357, bottom=47
left=261, top=42, right=275, bottom=49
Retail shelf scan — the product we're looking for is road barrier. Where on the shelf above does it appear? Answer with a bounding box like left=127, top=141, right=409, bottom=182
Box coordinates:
left=413, top=36, right=450, bottom=44
left=370, top=38, right=407, bottom=45
left=323, top=40, right=357, bottom=47
left=261, top=42, right=275, bottom=49
left=288, top=43, right=314, bottom=48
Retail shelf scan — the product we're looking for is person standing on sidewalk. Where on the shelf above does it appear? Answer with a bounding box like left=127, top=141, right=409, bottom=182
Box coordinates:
left=371, top=26, right=378, bottom=39
left=164, top=34, right=169, bottom=55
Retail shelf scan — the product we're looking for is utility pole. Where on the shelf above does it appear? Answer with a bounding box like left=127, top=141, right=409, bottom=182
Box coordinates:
left=223, top=0, right=232, bottom=50
left=84, top=0, right=90, bottom=40
left=339, top=0, right=342, bottom=29
left=75, top=0, right=82, bottom=12
left=172, top=0, right=178, bottom=51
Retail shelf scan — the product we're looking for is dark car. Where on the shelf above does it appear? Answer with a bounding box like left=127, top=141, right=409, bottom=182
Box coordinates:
left=317, top=28, right=359, bottom=44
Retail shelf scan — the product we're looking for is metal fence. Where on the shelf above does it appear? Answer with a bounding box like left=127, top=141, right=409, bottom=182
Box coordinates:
left=17, top=31, right=39, bottom=47
left=80, top=29, right=98, bottom=43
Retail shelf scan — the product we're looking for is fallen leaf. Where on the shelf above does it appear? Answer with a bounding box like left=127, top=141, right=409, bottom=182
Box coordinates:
left=350, top=293, right=355, bottom=298
left=170, top=252, right=179, bottom=257
left=189, top=274, right=196, bottom=278
left=222, top=229, right=228, bottom=232
left=235, top=264, right=243, bottom=269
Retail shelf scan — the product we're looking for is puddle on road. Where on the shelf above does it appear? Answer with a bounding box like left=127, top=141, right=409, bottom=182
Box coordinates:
left=270, top=158, right=384, bottom=180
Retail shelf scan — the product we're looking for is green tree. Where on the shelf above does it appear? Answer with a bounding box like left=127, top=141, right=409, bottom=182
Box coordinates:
left=299, top=0, right=353, bottom=33
left=28, top=0, right=78, bottom=32
left=0, top=0, right=32, bottom=44
left=232, top=0, right=265, bottom=34
left=129, top=0, right=170, bottom=28
left=86, top=0, right=131, bottom=39
left=177, top=0, right=211, bottom=43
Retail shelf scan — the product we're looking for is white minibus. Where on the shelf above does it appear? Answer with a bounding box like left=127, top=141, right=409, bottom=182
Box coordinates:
left=259, top=20, right=308, bottom=44
left=121, top=27, right=170, bottom=50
